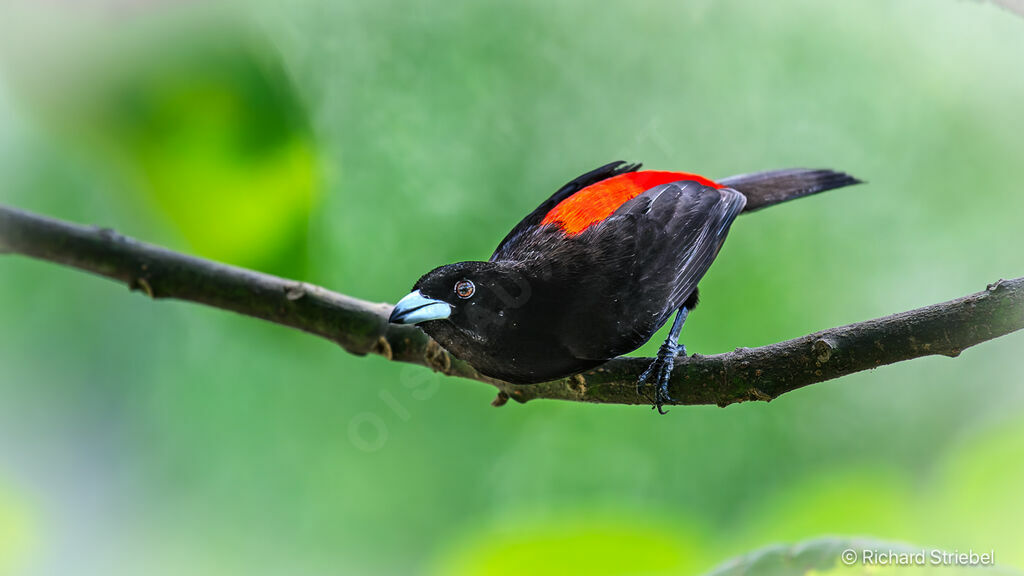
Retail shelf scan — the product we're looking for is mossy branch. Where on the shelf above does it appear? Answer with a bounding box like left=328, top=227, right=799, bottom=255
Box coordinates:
left=2, top=204, right=1022, bottom=407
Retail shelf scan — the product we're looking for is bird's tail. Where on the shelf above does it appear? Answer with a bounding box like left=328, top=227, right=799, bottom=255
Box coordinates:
left=718, top=168, right=863, bottom=213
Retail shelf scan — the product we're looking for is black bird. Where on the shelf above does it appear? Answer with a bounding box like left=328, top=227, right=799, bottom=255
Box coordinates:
left=389, top=162, right=861, bottom=412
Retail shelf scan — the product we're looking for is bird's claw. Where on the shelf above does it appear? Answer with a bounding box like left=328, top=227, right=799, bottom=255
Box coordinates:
left=636, top=341, right=685, bottom=414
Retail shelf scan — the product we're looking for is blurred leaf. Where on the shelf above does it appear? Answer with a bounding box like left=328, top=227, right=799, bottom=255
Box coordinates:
left=739, top=469, right=914, bottom=545
left=108, top=39, right=319, bottom=274
left=432, top=511, right=710, bottom=576
left=0, top=477, right=33, bottom=574
left=926, top=419, right=1024, bottom=568
left=2, top=10, right=320, bottom=275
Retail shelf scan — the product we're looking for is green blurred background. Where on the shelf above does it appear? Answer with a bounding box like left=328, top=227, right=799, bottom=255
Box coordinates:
left=1, top=0, right=1023, bottom=574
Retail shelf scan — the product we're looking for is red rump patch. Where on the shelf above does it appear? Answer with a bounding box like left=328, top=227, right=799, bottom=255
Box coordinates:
left=541, top=171, right=723, bottom=235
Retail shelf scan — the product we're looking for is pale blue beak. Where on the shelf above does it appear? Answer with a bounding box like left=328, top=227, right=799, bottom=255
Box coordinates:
left=389, top=290, right=452, bottom=324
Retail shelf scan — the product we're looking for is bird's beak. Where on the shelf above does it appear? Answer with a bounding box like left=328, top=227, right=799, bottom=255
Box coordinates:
left=389, top=290, right=452, bottom=324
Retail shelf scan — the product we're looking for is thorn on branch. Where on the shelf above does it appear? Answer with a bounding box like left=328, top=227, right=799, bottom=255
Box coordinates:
left=285, top=283, right=307, bottom=301
left=97, top=227, right=123, bottom=243
left=987, top=279, right=1006, bottom=292
left=813, top=338, right=835, bottom=363
left=132, top=277, right=154, bottom=298
left=491, top=392, right=509, bottom=407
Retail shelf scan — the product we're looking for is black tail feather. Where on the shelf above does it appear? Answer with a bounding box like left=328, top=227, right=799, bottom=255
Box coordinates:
left=718, top=168, right=863, bottom=212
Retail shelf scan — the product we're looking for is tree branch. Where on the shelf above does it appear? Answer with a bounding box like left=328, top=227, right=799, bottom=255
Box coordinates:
left=2, top=204, right=1022, bottom=407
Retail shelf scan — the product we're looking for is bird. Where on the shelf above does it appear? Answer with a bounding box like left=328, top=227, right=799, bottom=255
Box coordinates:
left=389, top=161, right=861, bottom=412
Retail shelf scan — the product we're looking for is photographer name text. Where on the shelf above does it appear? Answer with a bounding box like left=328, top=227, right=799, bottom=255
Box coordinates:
left=841, top=548, right=995, bottom=567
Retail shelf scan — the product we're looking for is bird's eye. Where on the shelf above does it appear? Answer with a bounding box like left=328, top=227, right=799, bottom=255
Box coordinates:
left=454, top=279, right=475, bottom=299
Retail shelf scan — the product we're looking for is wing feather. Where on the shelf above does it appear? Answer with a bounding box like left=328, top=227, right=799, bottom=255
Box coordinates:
left=491, top=161, right=640, bottom=261
left=558, top=181, right=746, bottom=359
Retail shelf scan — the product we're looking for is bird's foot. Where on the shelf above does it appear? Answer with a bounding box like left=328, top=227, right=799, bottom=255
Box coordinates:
left=637, top=341, right=685, bottom=414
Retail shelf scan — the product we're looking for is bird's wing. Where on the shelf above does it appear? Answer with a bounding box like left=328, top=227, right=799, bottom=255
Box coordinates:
left=491, top=162, right=727, bottom=261
left=555, top=180, right=747, bottom=360
left=491, top=161, right=641, bottom=261
left=643, top=182, right=747, bottom=307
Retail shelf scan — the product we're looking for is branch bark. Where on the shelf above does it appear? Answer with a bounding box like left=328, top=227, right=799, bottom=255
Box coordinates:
left=2, top=204, right=1022, bottom=407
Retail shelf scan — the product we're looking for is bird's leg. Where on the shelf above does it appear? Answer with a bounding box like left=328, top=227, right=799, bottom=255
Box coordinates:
left=637, top=306, right=689, bottom=414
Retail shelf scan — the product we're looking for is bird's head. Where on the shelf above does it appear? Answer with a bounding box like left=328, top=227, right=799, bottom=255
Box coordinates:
left=389, top=260, right=536, bottom=340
